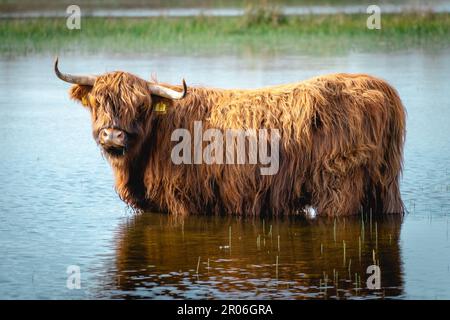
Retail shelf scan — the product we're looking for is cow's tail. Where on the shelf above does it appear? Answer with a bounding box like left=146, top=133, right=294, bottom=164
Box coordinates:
left=379, top=82, right=406, bottom=214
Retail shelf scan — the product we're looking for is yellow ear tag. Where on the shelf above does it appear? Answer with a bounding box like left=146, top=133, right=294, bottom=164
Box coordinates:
left=81, top=97, right=89, bottom=106
left=154, top=102, right=167, bottom=114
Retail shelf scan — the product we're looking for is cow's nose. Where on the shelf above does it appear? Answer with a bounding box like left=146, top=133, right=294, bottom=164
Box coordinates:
left=99, top=128, right=126, bottom=147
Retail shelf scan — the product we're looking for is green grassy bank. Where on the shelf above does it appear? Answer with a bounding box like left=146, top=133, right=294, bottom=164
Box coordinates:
left=1, top=11, right=449, bottom=56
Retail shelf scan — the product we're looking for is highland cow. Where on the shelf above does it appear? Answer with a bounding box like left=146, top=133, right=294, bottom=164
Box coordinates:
left=54, top=57, right=406, bottom=217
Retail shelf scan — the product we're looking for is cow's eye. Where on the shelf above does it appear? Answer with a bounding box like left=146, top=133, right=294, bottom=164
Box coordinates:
left=137, top=106, right=148, bottom=119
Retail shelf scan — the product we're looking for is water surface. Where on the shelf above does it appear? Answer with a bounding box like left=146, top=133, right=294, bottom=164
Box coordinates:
left=2, top=2, right=450, bottom=18
left=0, top=50, right=449, bottom=299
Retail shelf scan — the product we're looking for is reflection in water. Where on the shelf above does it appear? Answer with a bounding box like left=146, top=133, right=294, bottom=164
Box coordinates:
left=101, top=213, right=403, bottom=299
left=2, top=51, right=449, bottom=299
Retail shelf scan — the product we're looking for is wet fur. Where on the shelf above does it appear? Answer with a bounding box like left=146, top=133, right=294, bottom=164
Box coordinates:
left=69, top=72, right=406, bottom=217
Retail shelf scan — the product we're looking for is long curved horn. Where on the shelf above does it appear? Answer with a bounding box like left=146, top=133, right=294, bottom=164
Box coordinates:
left=148, top=79, right=187, bottom=100
left=54, top=57, right=97, bottom=86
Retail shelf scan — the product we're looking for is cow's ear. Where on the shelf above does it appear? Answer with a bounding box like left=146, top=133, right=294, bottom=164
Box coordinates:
left=69, top=84, right=93, bottom=107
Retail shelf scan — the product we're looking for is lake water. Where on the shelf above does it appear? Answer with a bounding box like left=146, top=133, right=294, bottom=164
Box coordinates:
left=2, top=2, right=450, bottom=18
left=0, top=50, right=449, bottom=299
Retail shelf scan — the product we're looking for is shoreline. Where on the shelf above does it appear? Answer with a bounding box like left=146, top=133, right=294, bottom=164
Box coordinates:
left=2, top=4, right=450, bottom=19
left=1, top=12, right=449, bottom=56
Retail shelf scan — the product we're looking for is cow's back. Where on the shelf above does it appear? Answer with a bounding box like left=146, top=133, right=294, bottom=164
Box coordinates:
left=141, top=74, right=405, bottom=216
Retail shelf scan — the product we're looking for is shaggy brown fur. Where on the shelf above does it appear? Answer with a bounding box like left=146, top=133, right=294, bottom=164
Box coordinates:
left=68, top=72, right=406, bottom=217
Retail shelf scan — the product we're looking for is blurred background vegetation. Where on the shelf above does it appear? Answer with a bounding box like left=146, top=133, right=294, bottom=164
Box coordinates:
left=0, top=0, right=449, bottom=55
left=0, top=0, right=435, bottom=11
